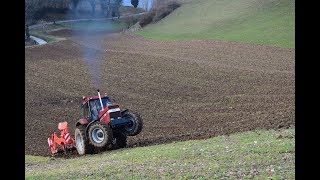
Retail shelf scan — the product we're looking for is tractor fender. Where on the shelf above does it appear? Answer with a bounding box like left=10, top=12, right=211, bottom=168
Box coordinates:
left=121, top=109, right=129, bottom=115
left=75, top=119, right=89, bottom=127
left=75, top=119, right=96, bottom=138
left=84, top=120, right=99, bottom=138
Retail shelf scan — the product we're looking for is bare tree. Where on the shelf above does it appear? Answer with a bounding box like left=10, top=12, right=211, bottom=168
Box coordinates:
left=88, top=0, right=96, bottom=16
left=151, top=0, right=166, bottom=9
left=140, top=0, right=149, bottom=11
left=99, top=0, right=111, bottom=17
left=25, top=0, right=42, bottom=24
left=71, top=0, right=80, bottom=13
left=110, top=0, right=122, bottom=19
left=145, top=0, right=149, bottom=11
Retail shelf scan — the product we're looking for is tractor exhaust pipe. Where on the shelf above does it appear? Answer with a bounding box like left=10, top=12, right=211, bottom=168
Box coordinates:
left=97, top=89, right=104, bottom=110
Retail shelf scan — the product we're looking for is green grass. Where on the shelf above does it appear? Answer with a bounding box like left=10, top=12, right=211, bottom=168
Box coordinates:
left=56, top=19, right=126, bottom=31
left=29, top=19, right=127, bottom=44
left=29, top=31, right=61, bottom=43
left=136, top=0, right=295, bottom=48
left=26, top=127, right=295, bottom=179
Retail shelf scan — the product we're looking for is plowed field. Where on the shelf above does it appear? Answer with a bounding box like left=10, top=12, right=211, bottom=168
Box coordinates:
left=25, top=30, right=294, bottom=156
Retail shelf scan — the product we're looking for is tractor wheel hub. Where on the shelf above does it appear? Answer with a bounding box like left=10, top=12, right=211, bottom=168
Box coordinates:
left=91, top=128, right=105, bottom=143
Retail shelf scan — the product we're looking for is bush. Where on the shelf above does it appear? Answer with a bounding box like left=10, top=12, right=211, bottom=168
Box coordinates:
left=124, top=16, right=139, bottom=28
left=167, top=1, right=181, bottom=10
left=138, top=1, right=181, bottom=27
left=157, top=1, right=181, bottom=20
left=139, top=11, right=156, bottom=27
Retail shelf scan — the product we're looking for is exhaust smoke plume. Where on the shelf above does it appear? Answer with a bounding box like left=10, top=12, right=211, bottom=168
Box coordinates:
left=77, top=27, right=104, bottom=89
left=64, top=1, right=113, bottom=90
left=63, top=0, right=150, bottom=89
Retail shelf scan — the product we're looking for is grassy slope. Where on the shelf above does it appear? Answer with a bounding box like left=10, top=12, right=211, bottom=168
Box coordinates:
left=29, top=31, right=61, bottom=43
left=26, top=128, right=294, bottom=179
left=136, top=0, right=295, bottom=48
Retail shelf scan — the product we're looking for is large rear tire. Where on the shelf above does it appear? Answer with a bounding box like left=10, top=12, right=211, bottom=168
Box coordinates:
left=88, top=122, right=113, bottom=149
left=75, top=126, right=94, bottom=155
left=123, top=110, right=143, bottom=136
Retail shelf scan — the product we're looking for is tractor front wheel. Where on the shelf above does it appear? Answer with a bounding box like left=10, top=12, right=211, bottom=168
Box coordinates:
left=75, top=126, right=94, bottom=155
left=88, top=122, right=113, bottom=149
left=123, top=110, right=143, bottom=136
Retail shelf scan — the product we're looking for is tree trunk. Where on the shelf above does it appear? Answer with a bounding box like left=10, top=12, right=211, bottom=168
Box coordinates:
left=89, top=0, right=96, bottom=16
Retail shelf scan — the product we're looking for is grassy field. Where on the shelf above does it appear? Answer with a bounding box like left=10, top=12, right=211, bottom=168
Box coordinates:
left=137, top=0, right=295, bottom=48
left=26, top=127, right=294, bottom=179
left=29, top=31, right=62, bottom=43
left=29, top=19, right=127, bottom=43
left=56, top=20, right=126, bottom=31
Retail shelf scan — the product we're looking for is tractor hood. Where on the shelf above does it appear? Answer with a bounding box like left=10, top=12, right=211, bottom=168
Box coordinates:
left=98, top=104, right=121, bottom=119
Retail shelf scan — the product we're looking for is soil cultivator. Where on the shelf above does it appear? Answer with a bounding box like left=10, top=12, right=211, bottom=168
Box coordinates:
left=48, top=89, right=143, bottom=156
left=47, top=121, right=76, bottom=155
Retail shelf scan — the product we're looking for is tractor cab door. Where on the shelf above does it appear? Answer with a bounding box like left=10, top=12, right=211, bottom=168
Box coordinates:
left=89, top=100, right=100, bottom=121
left=82, top=102, right=91, bottom=120
left=88, top=97, right=112, bottom=121
left=81, top=100, right=100, bottom=121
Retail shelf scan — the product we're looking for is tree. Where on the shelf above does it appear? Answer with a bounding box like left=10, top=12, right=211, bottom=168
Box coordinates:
left=25, top=25, right=30, bottom=40
left=151, top=0, right=164, bottom=9
left=139, top=0, right=148, bottom=11
left=99, top=0, right=121, bottom=17
left=71, top=0, right=80, bottom=13
left=110, top=0, right=121, bottom=19
left=99, top=0, right=108, bottom=15
left=144, top=0, right=149, bottom=11
left=131, top=0, right=139, bottom=8
left=88, top=0, right=96, bottom=16
left=25, top=0, right=42, bottom=24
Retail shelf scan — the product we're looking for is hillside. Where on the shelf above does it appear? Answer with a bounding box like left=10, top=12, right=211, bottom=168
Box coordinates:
left=25, top=0, right=295, bottom=178
left=137, top=0, right=295, bottom=48
left=26, top=128, right=295, bottom=179
left=25, top=32, right=294, bottom=156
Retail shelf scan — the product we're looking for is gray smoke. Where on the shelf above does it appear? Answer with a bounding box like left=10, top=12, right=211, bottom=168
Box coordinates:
left=80, top=33, right=104, bottom=89
left=64, top=2, right=110, bottom=89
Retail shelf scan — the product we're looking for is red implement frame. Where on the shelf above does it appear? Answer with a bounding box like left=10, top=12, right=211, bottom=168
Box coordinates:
left=47, top=122, right=75, bottom=155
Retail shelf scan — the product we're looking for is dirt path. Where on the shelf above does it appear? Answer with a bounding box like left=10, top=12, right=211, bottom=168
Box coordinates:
left=25, top=30, right=294, bottom=156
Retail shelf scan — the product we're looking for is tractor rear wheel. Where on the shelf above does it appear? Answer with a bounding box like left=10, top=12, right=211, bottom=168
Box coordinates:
left=123, top=110, right=143, bottom=136
left=88, top=122, right=113, bottom=149
left=112, top=132, right=127, bottom=149
left=75, top=126, right=94, bottom=155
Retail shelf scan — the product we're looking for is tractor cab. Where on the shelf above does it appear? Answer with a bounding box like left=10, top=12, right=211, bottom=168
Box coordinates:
left=82, top=96, right=112, bottom=121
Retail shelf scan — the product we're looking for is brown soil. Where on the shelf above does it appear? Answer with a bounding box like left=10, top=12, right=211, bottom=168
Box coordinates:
left=25, top=29, right=295, bottom=156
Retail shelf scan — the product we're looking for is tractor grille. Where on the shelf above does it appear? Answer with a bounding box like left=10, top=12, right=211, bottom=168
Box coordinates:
left=109, top=111, right=121, bottom=120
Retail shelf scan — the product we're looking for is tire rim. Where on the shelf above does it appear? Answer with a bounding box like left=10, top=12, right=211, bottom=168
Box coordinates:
left=76, top=133, right=84, bottom=152
left=91, top=127, right=105, bottom=144
left=125, top=116, right=135, bottom=132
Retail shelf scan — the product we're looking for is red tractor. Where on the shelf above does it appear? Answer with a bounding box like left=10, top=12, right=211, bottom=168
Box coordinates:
left=75, top=89, right=143, bottom=155
left=48, top=89, right=143, bottom=156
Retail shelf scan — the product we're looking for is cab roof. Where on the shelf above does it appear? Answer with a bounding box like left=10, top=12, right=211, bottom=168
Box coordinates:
left=81, top=95, right=108, bottom=105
